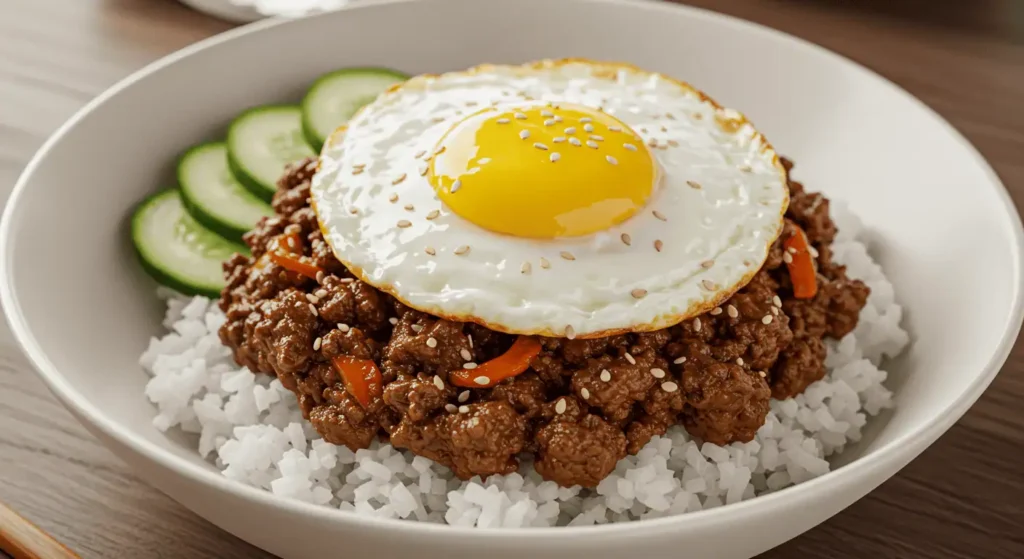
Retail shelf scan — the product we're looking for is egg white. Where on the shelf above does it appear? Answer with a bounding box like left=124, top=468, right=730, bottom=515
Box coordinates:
left=311, top=59, right=788, bottom=338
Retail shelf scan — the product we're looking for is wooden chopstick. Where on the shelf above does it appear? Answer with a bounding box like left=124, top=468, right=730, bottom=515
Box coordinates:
left=0, top=501, right=80, bottom=559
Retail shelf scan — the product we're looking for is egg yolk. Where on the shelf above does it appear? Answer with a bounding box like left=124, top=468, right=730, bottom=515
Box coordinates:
left=428, top=102, right=657, bottom=238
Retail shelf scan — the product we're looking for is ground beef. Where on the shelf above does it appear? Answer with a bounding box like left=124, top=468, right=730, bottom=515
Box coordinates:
left=218, top=156, right=869, bottom=488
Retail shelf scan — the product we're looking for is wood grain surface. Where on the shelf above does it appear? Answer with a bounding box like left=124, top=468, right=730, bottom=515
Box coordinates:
left=1, top=0, right=1022, bottom=557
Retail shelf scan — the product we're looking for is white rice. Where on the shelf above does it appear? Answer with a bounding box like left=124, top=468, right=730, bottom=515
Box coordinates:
left=140, top=204, right=908, bottom=527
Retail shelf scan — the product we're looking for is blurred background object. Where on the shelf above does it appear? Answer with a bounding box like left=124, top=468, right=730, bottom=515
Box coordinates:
left=180, top=0, right=350, bottom=21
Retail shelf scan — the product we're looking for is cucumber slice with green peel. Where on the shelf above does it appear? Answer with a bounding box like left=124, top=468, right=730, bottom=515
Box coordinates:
left=301, top=67, right=408, bottom=151
left=179, top=142, right=274, bottom=243
left=227, top=105, right=315, bottom=202
left=132, top=189, right=248, bottom=298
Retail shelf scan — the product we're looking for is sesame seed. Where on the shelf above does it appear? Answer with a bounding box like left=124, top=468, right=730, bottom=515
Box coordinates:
left=600, top=369, right=611, bottom=382
left=460, top=349, right=472, bottom=361
left=426, top=337, right=438, bottom=348
left=472, top=375, right=487, bottom=385
left=660, top=126, right=668, bottom=133
left=454, top=245, right=470, bottom=255
left=759, top=371, right=767, bottom=378
left=710, top=307, right=723, bottom=316
left=352, top=167, right=364, bottom=175
left=392, top=173, right=407, bottom=185
left=541, top=110, right=554, bottom=117
left=661, top=381, right=679, bottom=393
left=782, top=252, right=793, bottom=264
left=534, top=142, right=549, bottom=151
left=415, top=150, right=427, bottom=158
left=426, top=210, right=440, bottom=220
left=762, top=315, right=773, bottom=325
left=397, top=219, right=412, bottom=228
left=519, top=130, right=531, bottom=140
left=550, top=152, right=561, bottom=162
left=693, top=317, right=702, bottom=332
left=555, top=399, right=567, bottom=414
left=580, top=117, right=592, bottom=123
left=693, top=113, right=703, bottom=120
left=581, top=388, right=590, bottom=399
left=701, top=260, right=715, bottom=269
left=404, top=204, right=415, bottom=211
left=340, top=278, right=354, bottom=284
left=673, top=356, right=687, bottom=365
left=624, top=352, right=636, bottom=365
left=521, top=261, right=532, bottom=274
left=338, top=323, right=350, bottom=332
left=286, top=237, right=297, bottom=249
left=349, top=208, right=358, bottom=215
left=465, top=362, right=479, bottom=370
left=687, top=180, right=702, bottom=189
left=564, top=127, right=577, bottom=135
left=539, top=257, right=551, bottom=269
left=435, top=146, right=446, bottom=155
left=478, top=157, right=491, bottom=165
left=650, top=368, right=666, bottom=379
left=389, top=317, right=399, bottom=325
left=459, top=405, right=470, bottom=414
left=569, top=137, right=582, bottom=147
left=432, top=116, right=445, bottom=123
left=388, top=193, right=399, bottom=203
left=609, top=125, right=622, bottom=132
left=668, top=140, right=679, bottom=147
left=739, top=164, right=752, bottom=172
left=419, top=165, right=429, bottom=176
left=554, top=115, right=563, bottom=122
left=652, top=210, right=667, bottom=221
left=315, top=289, right=328, bottom=298
left=308, top=304, right=318, bottom=316
left=654, top=239, right=664, bottom=252
left=313, top=337, right=322, bottom=351
left=701, top=280, right=717, bottom=291
left=458, top=390, right=470, bottom=403
left=586, top=140, right=599, bottom=149
left=648, top=138, right=658, bottom=148
left=772, top=306, right=779, bottom=315
left=316, top=271, right=326, bottom=284
left=621, top=233, right=632, bottom=246
left=565, top=325, right=576, bottom=339
left=560, top=251, right=576, bottom=261
left=631, top=288, right=647, bottom=299
left=622, top=143, right=638, bottom=152
left=445, top=404, right=458, bottom=413
left=665, top=112, right=676, bottom=120
left=514, top=112, right=527, bottom=120
left=411, top=324, right=423, bottom=333
left=306, top=293, right=319, bottom=304
left=787, top=247, right=798, bottom=254
left=433, top=375, right=445, bottom=390
left=544, top=119, right=556, bottom=126
left=468, top=335, right=473, bottom=348
left=583, top=123, right=595, bottom=133
left=425, top=246, right=436, bottom=256
left=809, top=246, right=819, bottom=258
left=737, top=357, right=745, bottom=366
left=606, top=155, right=619, bottom=165
left=496, top=118, right=510, bottom=124
left=727, top=305, right=739, bottom=318
left=552, top=137, right=566, bottom=144
left=773, top=295, right=783, bottom=308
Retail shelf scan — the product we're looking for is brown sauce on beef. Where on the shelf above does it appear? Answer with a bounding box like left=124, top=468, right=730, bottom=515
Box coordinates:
left=218, top=156, right=868, bottom=488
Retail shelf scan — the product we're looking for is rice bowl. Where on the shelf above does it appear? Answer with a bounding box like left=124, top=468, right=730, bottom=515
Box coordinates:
left=1, top=1, right=1020, bottom=557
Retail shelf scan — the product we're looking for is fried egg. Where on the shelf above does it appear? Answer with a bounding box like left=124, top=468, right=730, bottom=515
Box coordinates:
left=311, top=59, right=788, bottom=338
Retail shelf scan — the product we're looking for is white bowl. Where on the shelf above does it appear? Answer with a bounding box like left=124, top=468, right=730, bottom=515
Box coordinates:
left=2, top=0, right=1022, bottom=557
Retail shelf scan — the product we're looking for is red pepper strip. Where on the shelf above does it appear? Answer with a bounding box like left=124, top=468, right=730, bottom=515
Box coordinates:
left=449, top=336, right=542, bottom=389
left=331, top=356, right=383, bottom=409
left=783, top=225, right=818, bottom=299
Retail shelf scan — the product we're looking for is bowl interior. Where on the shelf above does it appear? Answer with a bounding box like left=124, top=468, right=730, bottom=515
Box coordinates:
left=3, top=0, right=1020, bottom=528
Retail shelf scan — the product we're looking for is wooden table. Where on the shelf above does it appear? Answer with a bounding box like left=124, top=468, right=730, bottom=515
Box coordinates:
left=1, top=0, right=1021, bottom=557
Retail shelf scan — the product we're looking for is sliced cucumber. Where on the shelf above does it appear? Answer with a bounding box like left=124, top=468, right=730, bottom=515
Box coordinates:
left=132, top=189, right=248, bottom=298
left=179, top=142, right=274, bottom=243
left=227, top=105, right=315, bottom=202
left=301, top=67, right=408, bottom=151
